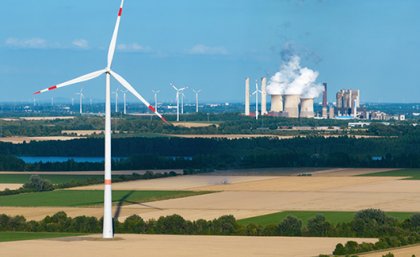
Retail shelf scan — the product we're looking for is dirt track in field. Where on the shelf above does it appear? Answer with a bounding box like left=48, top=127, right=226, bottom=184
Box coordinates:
left=0, top=234, right=377, bottom=257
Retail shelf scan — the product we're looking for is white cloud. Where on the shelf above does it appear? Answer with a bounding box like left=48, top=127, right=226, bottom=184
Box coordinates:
left=72, top=39, right=89, bottom=49
left=5, top=37, right=50, bottom=49
left=117, top=43, right=151, bottom=53
left=187, top=44, right=229, bottom=55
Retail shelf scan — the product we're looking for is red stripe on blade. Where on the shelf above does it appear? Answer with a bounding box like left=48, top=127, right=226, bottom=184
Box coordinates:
left=148, top=105, right=156, bottom=112
left=118, top=8, right=123, bottom=16
left=48, top=85, right=57, bottom=91
left=34, top=91, right=41, bottom=95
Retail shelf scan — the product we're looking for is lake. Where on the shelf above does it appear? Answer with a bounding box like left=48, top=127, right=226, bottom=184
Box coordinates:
left=19, top=156, right=125, bottom=163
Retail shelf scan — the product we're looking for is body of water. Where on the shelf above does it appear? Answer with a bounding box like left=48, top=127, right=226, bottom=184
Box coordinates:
left=19, top=156, right=125, bottom=164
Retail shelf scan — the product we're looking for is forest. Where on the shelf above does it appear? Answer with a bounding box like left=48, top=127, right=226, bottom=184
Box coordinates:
left=0, top=128, right=418, bottom=171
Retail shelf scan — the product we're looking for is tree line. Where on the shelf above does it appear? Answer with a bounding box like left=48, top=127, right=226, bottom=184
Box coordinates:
left=1, top=209, right=420, bottom=256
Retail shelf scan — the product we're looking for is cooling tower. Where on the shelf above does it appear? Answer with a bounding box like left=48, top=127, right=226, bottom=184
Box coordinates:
left=284, top=94, right=300, bottom=118
left=270, top=95, right=283, bottom=112
left=261, top=77, right=267, bottom=115
left=245, top=77, right=250, bottom=116
left=300, top=98, right=314, bottom=118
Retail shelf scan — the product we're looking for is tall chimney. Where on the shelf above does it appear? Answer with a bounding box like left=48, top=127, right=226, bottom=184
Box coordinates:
left=300, top=98, right=314, bottom=118
left=322, top=82, right=328, bottom=118
left=245, top=77, right=250, bottom=116
left=284, top=94, right=300, bottom=118
left=270, top=95, right=283, bottom=112
left=261, top=77, right=267, bottom=115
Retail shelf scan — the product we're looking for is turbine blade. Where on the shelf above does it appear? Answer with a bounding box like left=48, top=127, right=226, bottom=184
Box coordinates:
left=107, top=0, right=125, bottom=68
left=110, top=70, right=170, bottom=125
left=34, top=69, right=106, bottom=94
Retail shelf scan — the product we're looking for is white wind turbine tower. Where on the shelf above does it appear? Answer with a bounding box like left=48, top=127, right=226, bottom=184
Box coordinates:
left=252, top=80, right=262, bottom=120
left=152, top=90, right=160, bottom=112
left=33, top=0, right=169, bottom=239
left=76, top=89, right=84, bottom=114
left=113, top=88, right=119, bottom=113
left=193, top=89, right=201, bottom=113
left=171, top=84, right=187, bottom=121
left=121, top=89, right=127, bottom=114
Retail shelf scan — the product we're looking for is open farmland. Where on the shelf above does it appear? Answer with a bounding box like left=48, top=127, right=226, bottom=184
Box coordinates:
left=0, top=234, right=377, bottom=257
left=2, top=168, right=420, bottom=222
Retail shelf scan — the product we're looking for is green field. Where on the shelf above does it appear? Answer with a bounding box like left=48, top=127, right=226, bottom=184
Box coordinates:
left=238, top=211, right=415, bottom=226
left=0, top=190, right=212, bottom=207
left=0, top=174, right=104, bottom=184
left=0, top=232, right=83, bottom=242
left=358, top=169, right=420, bottom=180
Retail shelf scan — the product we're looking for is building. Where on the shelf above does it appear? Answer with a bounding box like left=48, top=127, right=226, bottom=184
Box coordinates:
left=336, top=89, right=360, bottom=116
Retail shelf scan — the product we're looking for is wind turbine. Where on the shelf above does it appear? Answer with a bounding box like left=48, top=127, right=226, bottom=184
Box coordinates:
left=252, top=80, right=262, bottom=120
left=76, top=89, right=84, bottom=114
left=171, top=84, right=187, bottom=121
left=113, top=88, right=119, bottom=113
left=152, top=90, right=160, bottom=112
left=33, top=0, right=169, bottom=239
left=193, top=89, right=201, bottom=113
left=122, top=89, right=127, bottom=114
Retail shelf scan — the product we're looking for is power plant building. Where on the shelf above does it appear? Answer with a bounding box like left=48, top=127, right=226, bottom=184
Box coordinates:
left=336, top=89, right=360, bottom=116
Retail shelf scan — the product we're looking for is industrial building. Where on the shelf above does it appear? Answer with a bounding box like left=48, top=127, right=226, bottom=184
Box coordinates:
left=336, top=89, right=360, bottom=117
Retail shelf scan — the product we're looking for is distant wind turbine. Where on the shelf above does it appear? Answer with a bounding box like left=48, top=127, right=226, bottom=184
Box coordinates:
left=122, top=89, right=127, bottom=114
left=252, top=80, right=261, bottom=120
left=76, top=88, right=84, bottom=114
left=113, top=88, right=119, bottom=113
left=193, top=89, right=201, bottom=113
left=33, top=0, right=169, bottom=239
left=171, top=84, right=187, bottom=121
left=152, top=90, right=160, bottom=113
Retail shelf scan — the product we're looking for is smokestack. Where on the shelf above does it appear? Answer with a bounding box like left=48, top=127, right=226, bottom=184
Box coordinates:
left=270, top=95, right=283, bottom=112
left=284, top=94, right=300, bottom=118
left=322, top=82, right=328, bottom=118
left=261, top=77, right=267, bottom=115
left=245, top=77, right=250, bottom=116
left=322, top=83, right=327, bottom=107
left=300, top=98, right=314, bottom=118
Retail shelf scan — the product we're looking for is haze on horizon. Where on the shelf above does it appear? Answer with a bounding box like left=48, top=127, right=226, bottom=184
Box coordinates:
left=1, top=0, right=419, bottom=104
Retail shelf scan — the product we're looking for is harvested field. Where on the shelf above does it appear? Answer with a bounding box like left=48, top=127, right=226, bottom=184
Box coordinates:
left=0, top=136, right=82, bottom=144
left=168, top=134, right=295, bottom=139
left=71, top=175, right=275, bottom=191
left=0, top=184, right=22, bottom=191
left=0, top=234, right=376, bottom=257
left=193, top=176, right=406, bottom=192
left=61, top=130, right=103, bottom=136
left=172, top=122, right=218, bottom=128
left=312, top=168, right=399, bottom=177
left=19, top=116, right=75, bottom=121
left=360, top=244, right=420, bottom=257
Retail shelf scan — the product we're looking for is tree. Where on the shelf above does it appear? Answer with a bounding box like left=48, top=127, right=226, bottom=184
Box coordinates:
left=306, top=215, right=331, bottom=236
left=123, top=215, right=146, bottom=233
left=23, top=175, right=54, bottom=192
left=277, top=216, right=302, bottom=236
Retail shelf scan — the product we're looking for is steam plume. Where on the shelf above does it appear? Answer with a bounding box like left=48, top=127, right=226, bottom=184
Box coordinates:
left=267, top=56, right=323, bottom=98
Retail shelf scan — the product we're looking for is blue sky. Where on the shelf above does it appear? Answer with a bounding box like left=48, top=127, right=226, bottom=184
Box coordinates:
left=1, top=0, right=419, bottom=103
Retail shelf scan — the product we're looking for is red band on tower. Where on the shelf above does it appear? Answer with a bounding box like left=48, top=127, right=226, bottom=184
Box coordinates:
left=105, top=179, right=112, bottom=185
left=148, top=105, right=156, bottom=112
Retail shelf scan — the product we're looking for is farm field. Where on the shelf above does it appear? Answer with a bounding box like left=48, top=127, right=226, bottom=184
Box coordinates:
left=0, top=190, right=211, bottom=207
left=0, top=136, right=82, bottom=144
left=359, top=168, right=420, bottom=180
left=238, top=210, right=414, bottom=226
left=360, top=244, right=420, bottom=257
left=0, top=232, right=83, bottom=242
left=0, top=174, right=104, bottom=184
left=0, top=234, right=377, bottom=257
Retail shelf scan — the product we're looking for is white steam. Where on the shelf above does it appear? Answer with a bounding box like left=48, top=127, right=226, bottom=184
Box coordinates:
left=267, top=56, right=324, bottom=98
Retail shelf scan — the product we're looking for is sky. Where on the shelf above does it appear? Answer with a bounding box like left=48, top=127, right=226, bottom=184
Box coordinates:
left=1, top=0, right=419, bottom=104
